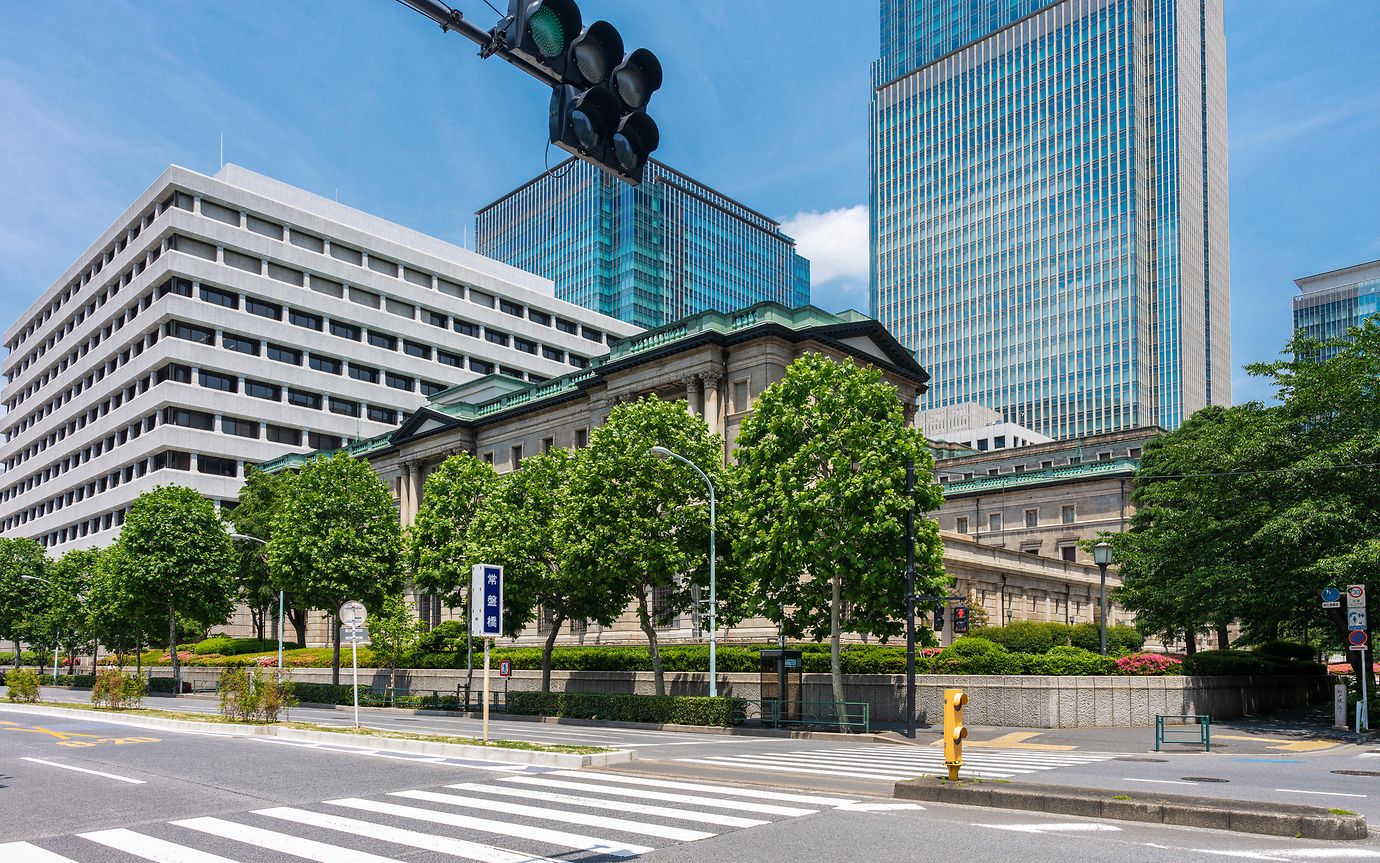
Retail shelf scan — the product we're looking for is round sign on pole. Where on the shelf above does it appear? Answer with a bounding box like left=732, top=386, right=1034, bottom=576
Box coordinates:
left=340, top=600, right=367, bottom=626
left=1348, top=629, right=1368, bottom=647
left=1322, top=587, right=1341, bottom=603
left=1349, top=586, right=1365, bottom=601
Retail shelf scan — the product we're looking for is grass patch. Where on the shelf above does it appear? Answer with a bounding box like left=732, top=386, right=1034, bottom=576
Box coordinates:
left=1329, top=808, right=1357, bottom=816
left=1111, top=795, right=1131, bottom=801
left=279, top=722, right=607, bottom=754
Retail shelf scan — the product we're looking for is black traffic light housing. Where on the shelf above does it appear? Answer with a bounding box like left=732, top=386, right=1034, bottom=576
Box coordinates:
left=502, top=0, right=583, bottom=76
left=953, top=605, right=970, bottom=634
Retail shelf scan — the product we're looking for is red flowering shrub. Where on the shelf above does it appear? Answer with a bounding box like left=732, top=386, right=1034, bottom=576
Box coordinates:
left=1115, top=653, right=1182, bottom=676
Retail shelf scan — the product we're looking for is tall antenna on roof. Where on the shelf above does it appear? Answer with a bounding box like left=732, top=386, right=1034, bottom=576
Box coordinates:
left=218, top=131, right=224, bottom=169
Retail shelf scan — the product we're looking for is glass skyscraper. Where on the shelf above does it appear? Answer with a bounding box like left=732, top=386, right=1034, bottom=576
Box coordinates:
left=476, top=159, right=811, bottom=330
left=871, top=0, right=1230, bottom=439
left=1293, top=259, right=1380, bottom=359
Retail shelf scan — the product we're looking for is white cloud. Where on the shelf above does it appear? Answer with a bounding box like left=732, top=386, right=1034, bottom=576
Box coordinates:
left=781, top=204, right=869, bottom=293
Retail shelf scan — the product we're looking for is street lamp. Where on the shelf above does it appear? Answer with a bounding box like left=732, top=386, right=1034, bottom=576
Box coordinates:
left=21, top=575, right=61, bottom=684
left=649, top=445, right=718, bottom=697
left=1093, top=541, right=1114, bottom=655
left=229, top=532, right=284, bottom=677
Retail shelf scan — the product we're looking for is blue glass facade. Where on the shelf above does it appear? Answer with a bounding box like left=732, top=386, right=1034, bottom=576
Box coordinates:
left=871, top=0, right=1230, bottom=439
left=1293, top=260, right=1380, bottom=360
left=475, top=160, right=811, bottom=330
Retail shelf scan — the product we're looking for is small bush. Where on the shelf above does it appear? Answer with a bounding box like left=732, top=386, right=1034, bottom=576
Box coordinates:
left=967, top=621, right=1061, bottom=654
left=92, top=671, right=146, bottom=709
left=6, top=668, right=40, bottom=702
left=293, top=682, right=367, bottom=705
left=1181, top=649, right=1267, bottom=676
left=1256, top=641, right=1315, bottom=663
left=218, top=669, right=296, bottom=722
left=505, top=691, right=741, bottom=727
left=194, top=637, right=302, bottom=657
left=147, top=677, right=181, bottom=694
left=1068, top=622, right=1103, bottom=652
left=1115, top=653, right=1182, bottom=676
left=1107, top=625, right=1146, bottom=654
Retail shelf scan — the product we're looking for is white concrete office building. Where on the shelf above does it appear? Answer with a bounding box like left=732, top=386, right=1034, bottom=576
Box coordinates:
left=0, top=165, right=639, bottom=552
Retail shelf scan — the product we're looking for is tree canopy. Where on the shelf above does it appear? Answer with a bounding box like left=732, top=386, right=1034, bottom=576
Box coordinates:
left=0, top=537, right=48, bottom=666
left=410, top=453, right=497, bottom=611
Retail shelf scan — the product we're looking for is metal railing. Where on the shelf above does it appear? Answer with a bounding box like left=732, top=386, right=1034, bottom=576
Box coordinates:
left=749, top=699, right=872, bottom=733
left=1155, top=713, right=1210, bottom=752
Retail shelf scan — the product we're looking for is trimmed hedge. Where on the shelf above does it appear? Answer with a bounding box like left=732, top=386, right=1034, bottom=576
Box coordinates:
left=292, top=682, right=368, bottom=705
left=506, top=691, right=741, bottom=727
left=1181, top=649, right=1325, bottom=677
left=969, top=621, right=1145, bottom=655
left=193, top=637, right=303, bottom=657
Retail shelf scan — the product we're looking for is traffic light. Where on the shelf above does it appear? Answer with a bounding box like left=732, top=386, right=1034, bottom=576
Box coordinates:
left=943, top=688, right=968, bottom=780
left=933, top=608, right=944, bottom=630
left=502, top=0, right=583, bottom=77
left=952, top=604, right=970, bottom=634
left=548, top=16, right=662, bottom=183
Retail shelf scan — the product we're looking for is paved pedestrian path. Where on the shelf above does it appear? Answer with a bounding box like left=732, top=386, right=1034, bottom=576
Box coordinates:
left=0, top=770, right=862, bottom=861
left=678, top=744, right=1120, bottom=781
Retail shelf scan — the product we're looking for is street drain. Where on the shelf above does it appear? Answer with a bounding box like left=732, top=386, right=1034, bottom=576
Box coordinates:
left=1117, top=757, right=1169, bottom=763
left=1182, top=777, right=1229, bottom=783
left=1331, top=770, right=1380, bottom=777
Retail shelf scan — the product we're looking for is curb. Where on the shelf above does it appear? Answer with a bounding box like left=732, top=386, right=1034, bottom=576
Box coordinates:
left=0, top=702, right=633, bottom=769
left=893, top=777, right=1367, bottom=841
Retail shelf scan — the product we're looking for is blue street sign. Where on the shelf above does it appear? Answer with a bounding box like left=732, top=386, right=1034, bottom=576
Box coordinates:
left=470, top=564, right=504, bottom=638
left=1322, top=587, right=1341, bottom=604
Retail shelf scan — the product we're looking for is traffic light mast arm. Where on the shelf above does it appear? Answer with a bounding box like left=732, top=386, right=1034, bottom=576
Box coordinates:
left=394, top=0, right=562, bottom=87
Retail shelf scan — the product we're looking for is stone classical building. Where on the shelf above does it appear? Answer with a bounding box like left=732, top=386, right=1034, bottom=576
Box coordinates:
left=258, top=303, right=1128, bottom=647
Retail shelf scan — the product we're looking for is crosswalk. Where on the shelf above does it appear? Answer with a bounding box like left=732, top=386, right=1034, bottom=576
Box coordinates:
left=679, top=744, right=1119, bottom=781
left=0, top=770, right=859, bottom=862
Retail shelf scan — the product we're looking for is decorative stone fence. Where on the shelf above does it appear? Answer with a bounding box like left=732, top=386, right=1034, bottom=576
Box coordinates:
left=151, top=666, right=1331, bottom=729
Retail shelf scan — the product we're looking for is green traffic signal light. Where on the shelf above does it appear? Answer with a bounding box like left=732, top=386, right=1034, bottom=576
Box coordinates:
left=527, top=6, right=567, bottom=59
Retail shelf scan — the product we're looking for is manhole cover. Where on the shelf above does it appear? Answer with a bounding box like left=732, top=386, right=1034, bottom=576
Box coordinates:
left=1182, top=777, right=1229, bottom=783
left=1332, top=770, right=1380, bottom=777
left=1117, top=757, right=1169, bottom=763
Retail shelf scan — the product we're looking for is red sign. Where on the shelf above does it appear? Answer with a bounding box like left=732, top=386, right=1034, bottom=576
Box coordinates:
left=498, top=659, right=513, bottom=678
left=1348, top=630, right=1368, bottom=648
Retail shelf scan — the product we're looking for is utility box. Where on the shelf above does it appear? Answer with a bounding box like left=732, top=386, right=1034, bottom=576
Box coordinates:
left=759, top=649, right=803, bottom=725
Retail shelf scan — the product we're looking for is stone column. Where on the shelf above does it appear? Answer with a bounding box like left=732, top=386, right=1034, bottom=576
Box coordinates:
left=407, top=461, right=424, bottom=524
left=681, top=374, right=702, bottom=417
left=701, top=370, right=723, bottom=438
left=398, top=463, right=414, bottom=527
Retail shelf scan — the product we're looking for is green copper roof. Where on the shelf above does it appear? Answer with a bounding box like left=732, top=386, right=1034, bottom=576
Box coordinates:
left=941, top=457, right=1138, bottom=497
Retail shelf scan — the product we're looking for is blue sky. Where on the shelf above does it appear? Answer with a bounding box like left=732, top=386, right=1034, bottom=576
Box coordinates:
left=1, top=1, right=1376, bottom=404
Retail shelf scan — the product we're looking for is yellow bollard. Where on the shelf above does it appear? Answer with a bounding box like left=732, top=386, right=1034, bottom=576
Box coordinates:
left=943, top=688, right=968, bottom=780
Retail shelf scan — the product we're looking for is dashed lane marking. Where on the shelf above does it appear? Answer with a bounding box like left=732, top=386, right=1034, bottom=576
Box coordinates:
left=21, top=757, right=145, bottom=784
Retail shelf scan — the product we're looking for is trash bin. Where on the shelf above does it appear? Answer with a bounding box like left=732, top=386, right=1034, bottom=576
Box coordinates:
left=759, top=649, right=802, bottom=726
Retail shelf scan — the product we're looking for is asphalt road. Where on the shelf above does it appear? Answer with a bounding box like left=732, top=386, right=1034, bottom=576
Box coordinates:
left=4, top=704, right=1380, bottom=862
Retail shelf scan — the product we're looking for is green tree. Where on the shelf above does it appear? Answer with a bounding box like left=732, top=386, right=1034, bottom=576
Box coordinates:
left=409, top=453, right=497, bottom=611
left=227, top=468, right=303, bottom=643
left=85, top=548, right=161, bottom=671
left=107, top=485, right=237, bottom=691
left=561, top=397, right=724, bottom=696
left=731, top=353, right=946, bottom=707
left=0, top=538, right=47, bottom=668
left=269, top=453, right=403, bottom=684
left=470, top=448, right=623, bottom=691
left=45, top=548, right=101, bottom=673
left=367, top=593, right=423, bottom=698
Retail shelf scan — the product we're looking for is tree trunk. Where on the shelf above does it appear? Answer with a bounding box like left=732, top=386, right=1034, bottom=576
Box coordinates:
left=252, top=605, right=266, bottom=641
left=289, top=607, right=307, bottom=646
left=136, top=641, right=142, bottom=675
left=636, top=592, right=665, bottom=697
left=541, top=614, right=565, bottom=693
left=331, top=611, right=341, bottom=686
left=1216, top=623, right=1230, bottom=649
left=829, top=571, right=845, bottom=711
left=168, top=604, right=181, bottom=694
left=1184, top=628, right=1198, bottom=655
left=12, top=639, right=20, bottom=669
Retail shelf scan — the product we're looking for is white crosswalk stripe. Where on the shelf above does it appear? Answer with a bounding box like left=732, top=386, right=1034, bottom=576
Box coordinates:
left=679, top=744, right=1118, bottom=780
left=9, top=769, right=859, bottom=862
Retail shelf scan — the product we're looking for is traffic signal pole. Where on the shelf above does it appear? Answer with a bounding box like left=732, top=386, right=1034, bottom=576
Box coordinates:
left=905, top=459, right=916, bottom=739
left=394, top=0, right=561, bottom=87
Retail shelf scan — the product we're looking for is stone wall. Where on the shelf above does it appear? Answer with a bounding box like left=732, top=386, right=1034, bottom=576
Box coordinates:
left=155, top=666, right=1330, bottom=729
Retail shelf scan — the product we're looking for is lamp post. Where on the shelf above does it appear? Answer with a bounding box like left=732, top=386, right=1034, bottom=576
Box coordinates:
left=229, top=533, right=283, bottom=678
left=1093, top=541, right=1113, bottom=655
left=20, top=575, right=60, bottom=684
left=649, top=446, right=718, bottom=697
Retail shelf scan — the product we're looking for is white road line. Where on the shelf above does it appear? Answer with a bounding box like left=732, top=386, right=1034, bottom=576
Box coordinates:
left=254, top=806, right=566, bottom=863
left=1276, top=789, right=1368, bottom=798
left=1181, top=851, right=1286, bottom=860
left=1121, top=777, right=1198, bottom=786
left=449, top=783, right=770, bottom=828
left=0, top=841, right=81, bottom=863
left=326, top=797, right=653, bottom=858
left=501, top=776, right=816, bottom=816
left=1271, top=850, right=1380, bottom=858
left=980, top=823, right=1122, bottom=833
left=80, top=828, right=242, bottom=863
left=677, top=756, right=1016, bottom=781
left=390, top=789, right=717, bottom=842
left=22, top=757, right=145, bottom=784
left=541, top=770, right=858, bottom=805
left=696, top=750, right=1047, bottom=774
left=174, top=817, right=401, bottom=862
left=680, top=754, right=948, bottom=778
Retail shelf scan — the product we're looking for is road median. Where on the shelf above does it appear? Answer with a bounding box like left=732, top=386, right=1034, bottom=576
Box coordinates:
left=893, top=776, right=1367, bottom=840
left=0, top=701, right=633, bottom=769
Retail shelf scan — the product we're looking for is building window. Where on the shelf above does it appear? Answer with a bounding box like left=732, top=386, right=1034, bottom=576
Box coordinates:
left=555, top=317, right=577, bottom=335
left=541, top=436, right=554, bottom=453
left=163, top=408, right=214, bottom=430
left=266, top=424, right=301, bottom=445
left=222, top=417, right=259, bottom=439
left=514, top=337, right=537, bottom=355
left=308, top=432, right=343, bottom=450
left=541, top=346, right=564, bottom=362
left=223, top=334, right=259, bottom=355
left=482, top=452, right=494, bottom=465
left=569, top=354, right=588, bottom=369
left=485, top=329, right=509, bottom=347
left=574, top=427, right=588, bottom=448
left=156, top=363, right=192, bottom=384
left=1022, top=545, right=1040, bottom=555
left=438, top=350, right=464, bottom=369
left=245, top=380, right=281, bottom=401
left=309, top=354, right=342, bottom=375
left=368, top=331, right=397, bottom=351
left=367, top=405, right=397, bottom=424
left=1060, top=546, right=1077, bottom=562
left=386, top=373, right=414, bottom=392
left=499, top=366, right=525, bottom=380
left=453, top=319, right=479, bottom=338
left=956, top=516, right=969, bottom=534
left=988, top=512, right=1003, bottom=532
left=200, top=285, right=238, bottom=309
left=287, top=389, right=321, bottom=410
left=420, top=380, right=444, bottom=397
left=1024, top=509, right=1039, bottom=529
left=199, top=371, right=237, bottom=393
left=329, top=397, right=359, bottom=417
left=349, top=363, right=379, bottom=384
left=1041, top=460, right=1053, bottom=469
left=1129, top=447, right=1142, bottom=459
left=245, top=298, right=282, bottom=320
left=511, top=445, right=523, bottom=468
left=1098, top=451, right=1112, bottom=462
left=289, top=309, right=323, bottom=330
left=1061, top=504, right=1076, bottom=525
left=168, top=321, right=214, bottom=344
left=330, top=320, right=361, bottom=341
left=267, top=344, right=302, bottom=365
left=403, top=340, right=431, bottom=360
left=470, top=358, right=493, bottom=375
left=499, top=299, right=523, bottom=317
left=158, top=277, right=193, bottom=298
left=994, top=435, right=1007, bottom=449
left=425, top=310, right=448, bottom=328
left=582, top=326, right=603, bottom=343
left=153, top=450, right=191, bottom=472
left=529, top=310, right=550, bottom=326
left=977, top=439, right=989, bottom=451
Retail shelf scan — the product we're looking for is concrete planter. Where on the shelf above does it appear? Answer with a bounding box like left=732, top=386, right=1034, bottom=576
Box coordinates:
left=148, top=665, right=1331, bottom=728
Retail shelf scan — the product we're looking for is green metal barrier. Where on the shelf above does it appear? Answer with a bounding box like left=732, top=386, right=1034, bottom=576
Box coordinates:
left=752, top=699, right=871, bottom=733
left=1155, top=713, right=1210, bottom=752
